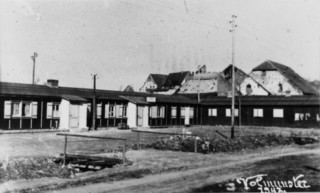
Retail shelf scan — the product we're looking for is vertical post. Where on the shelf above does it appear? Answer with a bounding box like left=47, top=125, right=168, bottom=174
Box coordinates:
left=230, top=15, right=237, bottom=139
left=107, top=102, right=109, bottom=127
left=40, top=100, right=43, bottom=128
left=100, top=103, right=102, bottom=127
left=122, top=141, right=126, bottom=164
left=198, top=71, right=200, bottom=103
left=194, top=137, right=197, bottom=153
left=92, top=74, right=97, bottom=130
left=137, top=131, right=140, bottom=150
left=63, top=135, right=68, bottom=165
left=114, top=102, right=116, bottom=127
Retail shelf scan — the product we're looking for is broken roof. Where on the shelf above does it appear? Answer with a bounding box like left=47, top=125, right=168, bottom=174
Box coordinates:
left=150, top=74, right=168, bottom=87
left=223, top=64, right=272, bottom=95
left=253, top=60, right=319, bottom=95
left=178, top=72, right=233, bottom=95
left=161, top=71, right=190, bottom=88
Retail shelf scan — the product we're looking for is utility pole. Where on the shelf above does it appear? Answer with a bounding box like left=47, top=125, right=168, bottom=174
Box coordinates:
left=31, top=52, right=38, bottom=84
left=197, top=65, right=201, bottom=103
left=230, top=15, right=237, bottom=139
left=91, top=74, right=98, bottom=130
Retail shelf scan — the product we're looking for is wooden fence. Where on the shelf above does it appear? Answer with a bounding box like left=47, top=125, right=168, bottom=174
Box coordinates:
left=56, top=133, right=127, bottom=165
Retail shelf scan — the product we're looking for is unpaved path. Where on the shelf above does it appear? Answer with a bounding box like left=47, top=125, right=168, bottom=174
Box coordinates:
left=51, top=146, right=320, bottom=193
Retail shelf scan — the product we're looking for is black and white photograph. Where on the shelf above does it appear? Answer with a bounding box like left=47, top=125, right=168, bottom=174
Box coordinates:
left=0, top=0, right=320, bottom=192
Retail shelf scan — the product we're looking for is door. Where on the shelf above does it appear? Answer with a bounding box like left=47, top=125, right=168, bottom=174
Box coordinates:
left=137, top=106, right=144, bottom=126
left=69, top=104, right=80, bottom=128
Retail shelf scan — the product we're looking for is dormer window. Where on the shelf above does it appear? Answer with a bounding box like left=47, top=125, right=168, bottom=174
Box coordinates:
left=246, top=84, right=253, bottom=95
left=278, top=83, right=283, bottom=92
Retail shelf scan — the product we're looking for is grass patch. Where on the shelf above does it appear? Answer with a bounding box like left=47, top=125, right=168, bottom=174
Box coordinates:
left=0, top=157, right=71, bottom=183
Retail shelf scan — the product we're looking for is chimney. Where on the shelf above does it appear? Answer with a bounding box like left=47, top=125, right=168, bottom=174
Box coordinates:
left=47, top=79, right=59, bottom=88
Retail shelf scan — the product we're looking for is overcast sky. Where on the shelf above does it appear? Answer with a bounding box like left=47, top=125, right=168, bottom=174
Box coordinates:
left=1, top=0, right=319, bottom=90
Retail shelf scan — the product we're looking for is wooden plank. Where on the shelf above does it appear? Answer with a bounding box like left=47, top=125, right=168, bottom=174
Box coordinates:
left=57, top=133, right=127, bottom=141
left=131, top=129, right=197, bottom=136
left=63, top=135, right=68, bottom=165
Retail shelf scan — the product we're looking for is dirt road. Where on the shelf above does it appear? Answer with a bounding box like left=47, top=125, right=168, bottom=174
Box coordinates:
left=51, top=145, right=320, bottom=193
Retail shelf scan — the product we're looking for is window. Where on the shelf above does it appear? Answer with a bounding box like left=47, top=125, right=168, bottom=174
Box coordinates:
left=253, top=109, right=263, bottom=117
left=305, top=113, right=311, bottom=120
left=246, top=84, right=253, bottom=95
left=109, top=105, right=115, bottom=117
left=117, top=105, right=128, bottom=118
left=122, top=106, right=127, bottom=117
left=159, top=106, right=165, bottom=118
left=208, top=108, right=217, bottom=117
left=47, top=102, right=60, bottom=118
left=278, top=83, right=283, bottom=92
left=273, top=109, right=283, bottom=118
left=12, top=102, right=21, bottom=117
left=226, top=109, right=238, bottom=117
left=171, top=107, right=177, bottom=118
left=4, top=101, right=12, bottom=118
left=190, top=107, right=194, bottom=118
left=4, top=101, right=38, bottom=119
left=150, top=106, right=164, bottom=118
left=104, top=104, right=109, bottom=118
left=150, top=106, right=157, bottom=118
left=105, top=104, right=127, bottom=118
left=181, top=107, right=186, bottom=118
left=295, top=113, right=304, bottom=121
left=261, top=70, right=266, bottom=76
left=22, top=102, right=31, bottom=117
left=97, top=104, right=102, bottom=118
left=294, top=113, right=311, bottom=121
left=53, top=104, right=59, bottom=118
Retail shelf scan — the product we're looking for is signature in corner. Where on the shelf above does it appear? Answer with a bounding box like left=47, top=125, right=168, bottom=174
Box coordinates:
left=236, top=174, right=310, bottom=193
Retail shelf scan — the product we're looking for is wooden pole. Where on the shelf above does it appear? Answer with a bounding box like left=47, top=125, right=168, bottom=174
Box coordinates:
left=63, top=135, right=68, bottom=165
left=92, top=74, right=97, bottom=130
left=122, top=141, right=126, bottom=163
left=194, top=137, right=197, bottom=153
left=230, top=15, right=237, bottom=139
left=137, top=132, right=140, bottom=150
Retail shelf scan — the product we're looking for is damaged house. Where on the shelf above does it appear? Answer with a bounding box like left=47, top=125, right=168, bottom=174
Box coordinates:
left=240, top=60, right=319, bottom=96
left=1, top=60, right=319, bottom=130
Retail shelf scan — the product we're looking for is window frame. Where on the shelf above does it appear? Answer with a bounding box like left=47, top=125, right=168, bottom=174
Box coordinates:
left=12, top=101, right=22, bottom=118
left=226, top=108, right=238, bottom=117
left=180, top=107, right=186, bottom=118
left=171, top=106, right=177, bottom=118
left=22, top=101, right=32, bottom=117
left=273, top=109, right=284, bottom=118
left=52, top=103, right=60, bottom=118
left=208, top=108, right=217, bottom=117
left=189, top=107, right=194, bottom=118
left=5, top=100, right=38, bottom=119
left=253, top=108, right=264, bottom=117
left=109, top=105, right=115, bottom=118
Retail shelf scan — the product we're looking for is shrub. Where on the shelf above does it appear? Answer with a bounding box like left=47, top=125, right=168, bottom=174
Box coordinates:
left=146, top=133, right=294, bottom=154
left=0, top=157, right=71, bottom=183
